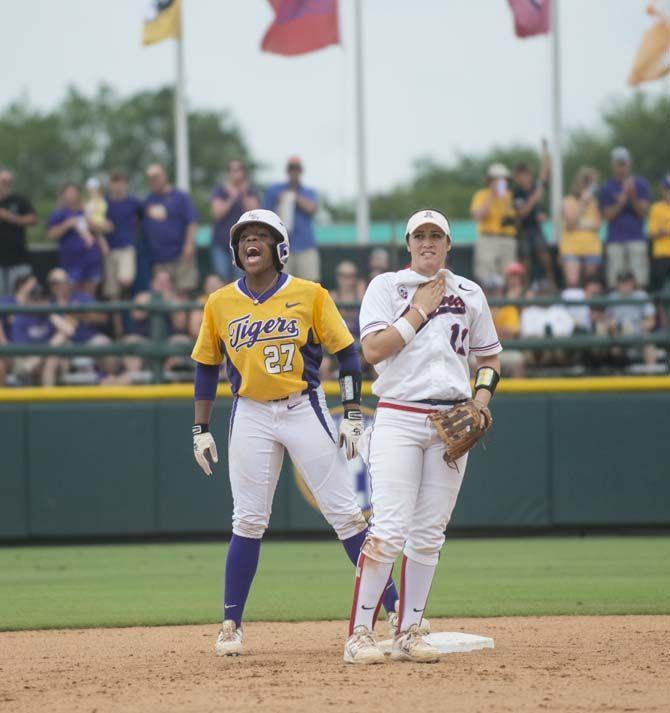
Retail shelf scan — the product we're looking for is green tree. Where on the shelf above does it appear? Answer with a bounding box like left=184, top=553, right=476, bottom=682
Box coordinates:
left=369, top=145, right=540, bottom=220
left=563, top=91, right=670, bottom=192
left=364, top=91, right=670, bottom=220
left=0, top=84, right=254, bottom=236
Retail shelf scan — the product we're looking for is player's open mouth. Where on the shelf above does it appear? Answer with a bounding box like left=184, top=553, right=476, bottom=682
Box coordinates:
left=245, top=245, right=262, bottom=265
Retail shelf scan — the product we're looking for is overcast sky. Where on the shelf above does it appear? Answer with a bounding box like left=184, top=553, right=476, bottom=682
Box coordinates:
left=2, top=0, right=667, bottom=200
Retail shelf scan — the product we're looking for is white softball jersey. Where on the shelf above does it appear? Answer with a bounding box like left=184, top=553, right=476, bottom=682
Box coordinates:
left=359, top=268, right=502, bottom=402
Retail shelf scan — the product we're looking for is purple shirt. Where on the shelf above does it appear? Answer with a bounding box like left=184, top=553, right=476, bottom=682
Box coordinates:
left=211, top=184, right=259, bottom=250
left=11, top=313, right=54, bottom=344
left=106, top=195, right=142, bottom=250
left=142, top=189, right=198, bottom=263
left=263, top=182, right=318, bottom=251
left=47, top=207, right=102, bottom=269
left=598, top=176, right=650, bottom=243
left=68, top=292, right=102, bottom=343
left=123, top=312, right=151, bottom=339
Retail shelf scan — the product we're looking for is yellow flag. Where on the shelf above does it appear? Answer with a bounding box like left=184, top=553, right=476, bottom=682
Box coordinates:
left=142, top=0, right=181, bottom=46
left=628, top=1, right=670, bottom=86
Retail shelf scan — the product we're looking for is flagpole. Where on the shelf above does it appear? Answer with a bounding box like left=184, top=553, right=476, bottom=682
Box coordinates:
left=174, top=3, right=190, bottom=191
left=353, top=0, right=369, bottom=245
left=550, top=0, right=562, bottom=251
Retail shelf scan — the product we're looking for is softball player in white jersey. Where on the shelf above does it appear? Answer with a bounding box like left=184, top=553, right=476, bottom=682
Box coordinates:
left=343, top=209, right=502, bottom=664
left=190, top=209, right=399, bottom=656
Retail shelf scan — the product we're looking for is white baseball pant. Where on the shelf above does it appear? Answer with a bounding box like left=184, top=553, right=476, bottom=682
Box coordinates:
left=361, top=400, right=467, bottom=566
left=227, top=386, right=367, bottom=540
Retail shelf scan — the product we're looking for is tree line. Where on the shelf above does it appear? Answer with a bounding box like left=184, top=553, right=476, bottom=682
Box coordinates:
left=1, top=85, right=668, bottom=237
left=365, top=91, right=670, bottom=223
left=0, top=84, right=253, bottom=238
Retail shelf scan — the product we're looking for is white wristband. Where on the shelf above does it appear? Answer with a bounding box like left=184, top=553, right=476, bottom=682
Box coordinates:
left=393, top=316, right=416, bottom=345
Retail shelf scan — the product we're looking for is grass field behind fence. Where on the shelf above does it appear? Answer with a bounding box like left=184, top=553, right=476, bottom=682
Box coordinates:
left=1, top=536, right=669, bottom=631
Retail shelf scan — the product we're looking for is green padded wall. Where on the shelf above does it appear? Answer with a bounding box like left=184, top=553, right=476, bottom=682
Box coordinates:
left=0, top=391, right=669, bottom=540
left=550, top=393, right=670, bottom=525
left=155, top=401, right=235, bottom=533
left=0, top=406, right=28, bottom=537
left=27, top=403, right=157, bottom=536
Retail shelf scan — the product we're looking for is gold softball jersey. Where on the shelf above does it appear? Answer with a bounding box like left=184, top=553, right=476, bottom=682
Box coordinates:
left=192, top=273, right=354, bottom=401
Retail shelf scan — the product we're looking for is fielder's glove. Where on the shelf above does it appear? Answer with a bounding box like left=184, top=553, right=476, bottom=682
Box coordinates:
left=428, top=399, right=492, bottom=467
left=338, top=407, right=363, bottom=460
left=193, top=424, right=218, bottom=476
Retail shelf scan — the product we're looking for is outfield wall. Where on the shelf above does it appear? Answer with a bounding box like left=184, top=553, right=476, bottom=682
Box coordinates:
left=1, top=378, right=669, bottom=539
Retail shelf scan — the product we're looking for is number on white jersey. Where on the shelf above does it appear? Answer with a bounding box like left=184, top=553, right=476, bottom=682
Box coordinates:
left=449, top=324, right=469, bottom=356
left=263, top=343, right=296, bottom=374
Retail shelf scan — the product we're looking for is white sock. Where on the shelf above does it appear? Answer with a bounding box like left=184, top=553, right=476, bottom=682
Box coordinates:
left=349, top=554, right=393, bottom=633
left=398, top=555, right=437, bottom=632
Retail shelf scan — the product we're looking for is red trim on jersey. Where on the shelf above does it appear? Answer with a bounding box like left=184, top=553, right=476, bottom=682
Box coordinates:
left=470, top=340, right=501, bottom=352
left=377, top=401, right=433, bottom=415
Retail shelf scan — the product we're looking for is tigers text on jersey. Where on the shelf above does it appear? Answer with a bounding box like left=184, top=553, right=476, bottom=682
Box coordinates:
left=359, top=268, right=502, bottom=401
left=192, top=273, right=353, bottom=401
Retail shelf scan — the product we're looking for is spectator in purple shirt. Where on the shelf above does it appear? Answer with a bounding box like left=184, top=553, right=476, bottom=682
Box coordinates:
left=210, top=158, right=259, bottom=283
left=47, top=267, right=108, bottom=344
left=143, top=163, right=199, bottom=294
left=263, top=156, right=320, bottom=281
left=47, top=267, right=115, bottom=381
left=0, top=273, right=36, bottom=384
left=598, top=147, right=651, bottom=288
left=10, top=282, right=71, bottom=386
left=104, top=170, right=142, bottom=300
left=46, top=183, right=103, bottom=296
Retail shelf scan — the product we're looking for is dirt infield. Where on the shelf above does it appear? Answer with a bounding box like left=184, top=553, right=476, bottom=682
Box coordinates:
left=1, top=616, right=669, bottom=713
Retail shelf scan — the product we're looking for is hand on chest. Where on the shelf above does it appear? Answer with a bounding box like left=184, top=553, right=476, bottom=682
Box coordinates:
left=399, top=286, right=470, bottom=354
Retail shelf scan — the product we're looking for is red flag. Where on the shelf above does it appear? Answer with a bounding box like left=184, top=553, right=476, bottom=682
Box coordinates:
left=507, top=0, right=550, bottom=38
left=262, top=0, right=340, bottom=56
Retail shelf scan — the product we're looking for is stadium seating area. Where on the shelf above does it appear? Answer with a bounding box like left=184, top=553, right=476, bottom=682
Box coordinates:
left=1, top=153, right=669, bottom=387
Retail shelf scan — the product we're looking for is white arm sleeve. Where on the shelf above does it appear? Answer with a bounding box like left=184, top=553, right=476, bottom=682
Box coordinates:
left=469, top=288, right=503, bottom=356
left=359, top=274, right=395, bottom=340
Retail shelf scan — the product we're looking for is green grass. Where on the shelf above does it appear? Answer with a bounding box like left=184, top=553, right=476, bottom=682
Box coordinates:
left=1, top=537, right=669, bottom=631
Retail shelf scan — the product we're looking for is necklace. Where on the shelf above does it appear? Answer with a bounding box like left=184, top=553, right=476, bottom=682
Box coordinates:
left=247, top=273, right=279, bottom=305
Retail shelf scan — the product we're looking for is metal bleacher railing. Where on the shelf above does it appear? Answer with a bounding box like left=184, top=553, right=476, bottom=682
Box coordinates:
left=1, top=293, right=669, bottom=382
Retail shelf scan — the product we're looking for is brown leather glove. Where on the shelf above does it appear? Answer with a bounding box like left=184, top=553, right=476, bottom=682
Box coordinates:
left=428, top=400, right=492, bottom=466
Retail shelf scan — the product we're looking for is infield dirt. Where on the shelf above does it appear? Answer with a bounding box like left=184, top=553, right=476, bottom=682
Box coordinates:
left=1, top=616, right=668, bottom=713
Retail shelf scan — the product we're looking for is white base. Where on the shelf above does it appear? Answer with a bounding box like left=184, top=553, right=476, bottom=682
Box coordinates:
left=378, top=632, right=494, bottom=655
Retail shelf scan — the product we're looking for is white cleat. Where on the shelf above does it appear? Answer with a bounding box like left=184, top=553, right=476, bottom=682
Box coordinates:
left=215, top=620, right=243, bottom=656
left=343, top=625, right=385, bottom=665
left=391, top=623, right=441, bottom=663
left=387, top=606, right=431, bottom=639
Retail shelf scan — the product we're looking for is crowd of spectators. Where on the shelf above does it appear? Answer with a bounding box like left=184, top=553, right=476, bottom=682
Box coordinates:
left=469, top=144, right=670, bottom=376
left=0, top=156, right=322, bottom=386
left=0, top=144, right=669, bottom=387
